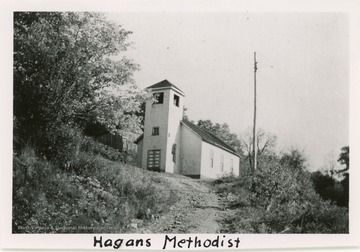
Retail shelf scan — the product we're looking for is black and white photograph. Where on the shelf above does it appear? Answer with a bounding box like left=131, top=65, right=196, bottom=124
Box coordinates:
left=1, top=0, right=360, bottom=250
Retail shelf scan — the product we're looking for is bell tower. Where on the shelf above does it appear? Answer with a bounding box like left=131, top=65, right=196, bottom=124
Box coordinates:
left=140, top=80, right=185, bottom=173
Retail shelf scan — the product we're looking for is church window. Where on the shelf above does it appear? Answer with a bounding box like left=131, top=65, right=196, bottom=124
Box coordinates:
left=220, top=154, right=224, bottom=171
left=173, top=94, right=180, bottom=107
left=210, top=150, right=214, bottom=168
left=152, top=127, right=159, bottom=135
left=172, top=144, right=177, bottom=163
left=154, top=92, right=164, bottom=104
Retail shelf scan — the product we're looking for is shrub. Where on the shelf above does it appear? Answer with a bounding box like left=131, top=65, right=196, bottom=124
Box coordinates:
left=78, top=153, right=178, bottom=217
left=213, top=173, right=238, bottom=185
left=249, top=161, right=349, bottom=233
left=32, top=123, right=83, bottom=167
left=213, top=154, right=349, bottom=234
left=213, top=174, right=252, bottom=208
left=13, top=146, right=58, bottom=232
left=13, top=148, right=178, bottom=233
left=311, top=171, right=349, bottom=207
left=80, top=136, right=124, bottom=162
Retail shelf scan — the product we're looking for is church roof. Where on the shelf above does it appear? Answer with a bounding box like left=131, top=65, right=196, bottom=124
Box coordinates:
left=146, top=79, right=185, bottom=96
left=134, top=134, right=143, bottom=144
left=181, top=120, right=239, bottom=156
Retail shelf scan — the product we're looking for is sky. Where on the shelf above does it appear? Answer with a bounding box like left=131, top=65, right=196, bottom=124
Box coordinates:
left=107, top=12, right=349, bottom=171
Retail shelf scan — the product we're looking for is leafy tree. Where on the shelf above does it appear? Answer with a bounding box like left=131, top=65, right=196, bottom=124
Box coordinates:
left=197, top=119, right=242, bottom=152
left=337, top=146, right=349, bottom=172
left=280, top=146, right=308, bottom=171
left=311, top=146, right=349, bottom=207
left=311, top=171, right=336, bottom=199
left=337, top=146, right=349, bottom=207
left=249, top=151, right=348, bottom=233
left=14, top=12, right=148, bottom=160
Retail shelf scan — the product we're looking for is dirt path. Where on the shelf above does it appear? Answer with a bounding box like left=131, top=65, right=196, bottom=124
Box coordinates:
left=131, top=174, right=236, bottom=234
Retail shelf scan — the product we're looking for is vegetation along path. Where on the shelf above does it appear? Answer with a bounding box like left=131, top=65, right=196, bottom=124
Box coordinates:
left=128, top=173, right=236, bottom=234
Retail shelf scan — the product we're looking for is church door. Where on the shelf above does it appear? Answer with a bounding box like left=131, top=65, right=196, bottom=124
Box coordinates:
left=147, top=149, right=161, bottom=171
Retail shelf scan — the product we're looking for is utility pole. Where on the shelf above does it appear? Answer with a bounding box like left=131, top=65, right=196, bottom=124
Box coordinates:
left=252, top=52, right=258, bottom=172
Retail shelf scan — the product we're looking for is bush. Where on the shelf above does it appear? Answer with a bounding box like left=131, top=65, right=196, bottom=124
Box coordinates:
left=311, top=171, right=349, bottom=207
left=213, top=173, right=238, bottom=185
left=80, top=136, right=125, bottom=162
left=13, top=146, right=59, bottom=232
left=249, top=161, right=348, bottom=233
left=213, top=174, right=252, bottom=208
left=13, top=148, right=178, bottom=233
left=74, top=152, right=178, bottom=213
left=30, top=123, right=83, bottom=168
left=213, top=154, right=349, bottom=234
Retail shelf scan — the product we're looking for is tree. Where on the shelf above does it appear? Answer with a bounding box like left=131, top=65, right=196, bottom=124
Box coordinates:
left=250, top=156, right=348, bottom=233
left=311, top=146, right=349, bottom=207
left=182, top=106, right=194, bottom=123
left=319, top=151, right=340, bottom=179
left=338, top=146, right=349, bottom=207
left=14, top=12, right=148, bottom=159
left=241, top=128, right=277, bottom=173
left=337, top=146, right=349, bottom=173
left=197, top=119, right=242, bottom=153
left=280, top=146, right=308, bottom=171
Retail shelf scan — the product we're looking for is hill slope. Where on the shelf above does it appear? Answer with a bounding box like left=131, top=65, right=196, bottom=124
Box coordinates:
left=13, top=149, right=179, bottom=233
left=128, top=173, right=237, bottom=234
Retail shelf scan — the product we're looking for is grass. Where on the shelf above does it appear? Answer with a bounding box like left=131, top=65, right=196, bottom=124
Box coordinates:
left=213, top=172, right=349, bottom=234
left=213, top=174, right=252, bottom=209
left=13, top=147, right=178, bottom=233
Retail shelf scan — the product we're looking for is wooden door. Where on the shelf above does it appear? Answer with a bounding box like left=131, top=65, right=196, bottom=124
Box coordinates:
left=147, top=150, right=161, bottom=171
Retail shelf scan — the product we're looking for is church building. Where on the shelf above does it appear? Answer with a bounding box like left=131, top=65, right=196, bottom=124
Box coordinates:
left=135, top=80, right=240, bottom=179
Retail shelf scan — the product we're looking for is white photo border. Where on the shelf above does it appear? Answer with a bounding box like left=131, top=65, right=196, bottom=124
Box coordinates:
left=1, top=0, right=359, bottom=250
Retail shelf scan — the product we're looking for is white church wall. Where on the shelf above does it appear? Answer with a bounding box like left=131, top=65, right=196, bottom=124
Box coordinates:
left=180, top=123, right=202, bottom=176
left=141, top=90, right=170, bottom=171
left=200, top=141, right=240, bottom=179
left=171, top=124, right=182, bottom=174
left=164, top=89, right=184, bottom=174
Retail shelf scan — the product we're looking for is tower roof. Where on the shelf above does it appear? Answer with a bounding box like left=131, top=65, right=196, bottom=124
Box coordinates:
left=146, top=79, right=185, bottom=96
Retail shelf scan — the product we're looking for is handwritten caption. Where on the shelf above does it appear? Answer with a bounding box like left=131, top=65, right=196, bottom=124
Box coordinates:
left=93, top=235, right=241, bottom=249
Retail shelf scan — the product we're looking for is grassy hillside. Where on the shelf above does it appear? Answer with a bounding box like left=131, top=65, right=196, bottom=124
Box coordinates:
left=213, top=169, right=348, bottom=234
left=13, top=143, right=178, bottom=233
